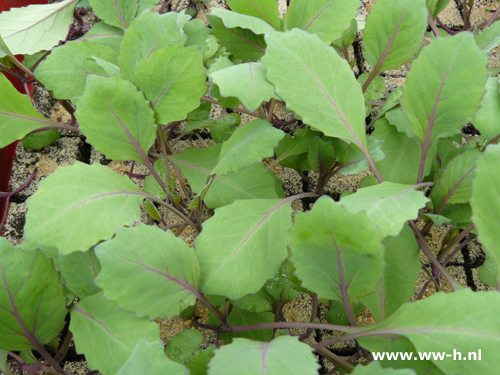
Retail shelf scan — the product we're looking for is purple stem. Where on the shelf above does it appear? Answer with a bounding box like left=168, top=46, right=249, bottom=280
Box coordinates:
left=0, top=169, right=37, bottom=199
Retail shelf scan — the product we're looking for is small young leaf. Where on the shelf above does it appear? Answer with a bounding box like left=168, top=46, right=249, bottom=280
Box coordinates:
left=0, top=0, right=78, bottom=55
left=274, top=128, right=322, bottom=167
left=358, top=73, right=386, bottom=101
left=475, top=20, right=500, bottom=53
left=427, top=0, right=452, bottom=19
left=472, top=76, right=500, bottom=140
left=144, top=157, right=174, bottom=201
left=118, top=11, right=188, bottom=80
left=0, top=350, right=12, bottom=375
left=290, top=196, right=384, bottom=308
left=74, top=21, right=124, bottom=52
left=207, top=336, right=320, bottom=375
left=95, top=224, right=200, bottom=320
left=338, top=136, right=385, bottom=176
left=210, top=307, right=274, bottom=342
left=326, top=300, right=363, bottom=326
left=209, top=62, right=279, bottom=112
left=207, top=15, right=266, bottom=62
left=75, top=75, right=156, bottom=163
left=70, top=292, right=159, bottom=375
left=196, top=199, right=292, bottom=299
left=188, top=100, right=212, bottom=120
left=132, top=46, right=207, bottom=125
left=211, top=119, right=284, bottom=175
left=339, top=182, right=429, bottom=239
left=422, top=213, right=452, bottom=227
left=307, top=137, right=336, bottom=173
left=471, top=144, right=500, bottom=286
left=210, top=8, right=276, bottom=35
left=284, top=0, right=360, bottom=44
left=227, top=0, right=280, bottom=29
left=166, top=330, right=204, bottom=363
left=185, top=346, right=216, bottom=375
left=23, top=129, right=60, bottom=151
left=25, top=162, right=144, bottom=254
left=88, top=56, right=120, bottom=75
left=186, top=119, right=215, bottom=133
left=363, top=0, right=427, bottom=75
left=332, top=18, right=358, bottom=50
left=184, top=19, right=212, bottom=54
left=89, top=0, right=138, bottom=30
left=369, top=87, right=403, bottom=126
left=36, top=40, right=119, bottom=100
left=58, top=248, right=101, bottom=298
left=117, top=339, right=189, bottom=375
left=0, top=238, right=67, bottom=351
left=478, top=254, right=497, bottom=287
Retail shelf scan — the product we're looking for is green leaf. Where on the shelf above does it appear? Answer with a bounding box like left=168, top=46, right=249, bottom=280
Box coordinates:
left=369, top=87, right=404, bottom=128
left=211, top=119, right=284, bottom=175
left=360, top=225, right=420, bottom=321
left=185, top=346, right=216, bottom=375
left=70, top=292, right=159, bottom=375
left=339, top=182, right=429, bottom=239
left=207, top=336, right=320, bottom=375
left=472, top=76, right=500, bottom=140
left=210, top=307, right=274, bottom=342
left=0, top=74, right=60, bottom=148
left=422, top=213, right=452, bottom=227
left=25, top=162, right=144, bottom=254
left=284, top=0, right=360, bottom=44
left=333, top=18, right=358, bottom=50
left=211, top=118, right=236, bottom=143
left=274, top=128, right=322, bottom=167
left=59, top=248, right=101, bottom=298
left=0, top=35, right=13, bottom=58
left=263, top=29, right=369, bottom=152
left=118, top=338, right=189, bottom=375
left=36, top=40, right=119, bottom=100
left=89, top=0, right=138, bottom=30
left=232, top=292, right=273, bottom=313
left=227, top=0, right=280, bottom=29
left=471, top=144, right=500, bottom=286
left=118, top=11, right=188, bottom=80
left=351, top=361, right=416, bottom=375
left=0, top=350, right=12, bottom=375
left=372, top=118, right=423, bottom=184
left=184, top=19, right=212, bottom=54
left=358, top=73, right=386, bottom=101
left=95, top=224, right=200, bottom=320
left=186, top=119, right=215, bottom=133
left=144, top=157, right=174, bottom=201
left=357, top=289, right=500, bottom=375
left=476, top=20, right=500, bottom=53
left=23, top=129, right=60, bottom=150
left=188, top=100, right=212, bottom=121
left=0, top=0, right=78, bottom=55
left=170, top=144, right=283, bottom=209
left=145, top=199, right=162, bottom=221
left=196, top=199, right=292, bottom=299
left=209, top=62, right=279, bottom=112
left=290, top=196, right=384, bottom=307
left=75, top=75, right=156, bottom=163
left=307, top=137, right=336, bottom=173
left=210, top=8, right=276, bottom=35
left=22, top=51, right=46, bottom=69
left=400, top=33, right=488, bottom=147
left=363, top=0, right=427, bottom=74
left=166, top=330, right=204, bottom=363
left=338, top=136, right=385, bottom=176
left=131, top=46, right=207, bottom=125
left=326, top=300, right=363, bottom=326
left=478, top=254, right=497, bottom=287
left=74, top=21, right=124, bottom=52
left=427, top=0, right=452, bottom=19
left=208, top=56, right=240, bottom=108
left=0, top=238, right=67, bottom=351
left=208, top=15, right=266, bottom=62
left=88, top=55, right=120, bottom=75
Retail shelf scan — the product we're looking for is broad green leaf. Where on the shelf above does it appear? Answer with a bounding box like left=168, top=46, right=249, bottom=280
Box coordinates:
left=132, top=46, right=207, bottom=125
left=351, top=361, right=416, bottom=375
left=307, top=137, right=336, bottom=173
left=207, top=336, right=320, bottom=375
left=118, top=11, right=188, bottom=80
left=400, top=33, right=487, bottom=147
left=208, top=15, right=266, bottom=62
left=363, top=0, right=427, bottom=74
left=169, top=144, right=283, bottom=209
left=472, top=76, right=500, bottom=140
left=36, top=41, right=119, bottom=100
left=284, top=0, right=360, bottom=44
left=75, top=75, right=156, bottom=163
left=209, top=62, right=279, bottom=112
left=357, top=289, right=500, bottom=375
left=0, top=74, right=61, bottom=148
left=227, top=0, right=280, bottom=28
left=0, top=0, right=78, bottom=55
left=70, top=292, right=159, bottom=375
left=432, top=149, right=480, bottom=213
left=372, top=118, right=422, bottom=184
left=25, top=162, right=144, bottom=254
left=263, top=29, right=369, bottom=152
left=118, top=338, right=189, bottom=375
left=184, top=19, right=211, bottom=54
left=0, top=238, right=67, bottom=351
left=476, top=20, right=500, bottom=53
left=74, top=21, right=124, bottom=52
left=211, top=119, right=284, bottom=175
left=427, top=0, right=452, bottom=19
left=23, top=129, right=61, bottom=150
left=166, top=330, right=204, bottom=363
left=185, top=346, right=216, bottom=375
left=196, top=199, right=292, bottom=299
left=471, top=144, right=500, bottom=286
left=210, top=8, right=276, bottom=35
left=211, top=118, right=237, bottom=143
left=89, top=0, right=138, bottom=29
left=59, top=249, right=101, bottom=298
left=360, top=225, right=420, bottom=321
left=338, top=136, right=385, bottom=176
left=210, top=308, right=274, bottom=342
left=208, top=56, right=240, bottom=108
left=95, top=224, right=200, bottom=320
left=339, top=182, right=429, bottom=239
left=290, top=196, right=384, bottom=307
